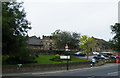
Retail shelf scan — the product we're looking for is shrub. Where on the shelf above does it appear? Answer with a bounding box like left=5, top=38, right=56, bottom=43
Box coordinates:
left=2, top=55, right=9, bottom=64
left=64, top=52, right=70, bottom=55
left=50, top=54, right=61, bottom=61
left=3, top=49, right=36, bottom=64
left=55, top=54, right=60, bottom=58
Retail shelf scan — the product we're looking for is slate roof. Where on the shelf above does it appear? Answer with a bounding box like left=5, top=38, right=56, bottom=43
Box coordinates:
left=27, top=36, right=42, bottom=46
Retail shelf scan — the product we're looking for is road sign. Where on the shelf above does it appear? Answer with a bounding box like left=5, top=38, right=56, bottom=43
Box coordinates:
left=60, top=56, right=70, bottom=59
left=65, top=44, right=68, bottom=49
left=65, top=44, right=69, bottom=51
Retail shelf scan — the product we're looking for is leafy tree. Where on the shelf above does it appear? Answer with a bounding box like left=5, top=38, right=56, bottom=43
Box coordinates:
left=79, top=35, right=98, bottom=60
left=111, top=23, right=120, bottom=52
left=2, top=2, right=35, bottom=64
left=51, top=29, right=80, bottom=50
left=108, top=40, right=116, bottom=50
left=2, top=2, right=31, bottom=54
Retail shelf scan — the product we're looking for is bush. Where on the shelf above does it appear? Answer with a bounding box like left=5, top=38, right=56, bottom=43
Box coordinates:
left=55, top=54, right=60, bottom=58
left=64, top=52, right=70, bottom=55
left=2, top=55, right=9, bottom=64
left=14, top=50, right=36, bottom=64
left=50, top=54, right=61, bottom=61
left=3, top=49, right=36, bottom=64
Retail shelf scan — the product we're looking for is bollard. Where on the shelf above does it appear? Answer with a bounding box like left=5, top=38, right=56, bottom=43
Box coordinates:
left=90, top=64, right=93, bottom=68
left=17, top=64, right=22, bottom=69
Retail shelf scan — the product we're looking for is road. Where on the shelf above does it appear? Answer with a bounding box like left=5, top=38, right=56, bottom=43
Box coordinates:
left=2, top=63, right=120, bottom=78
left=48, top=64, right=119, bottom=76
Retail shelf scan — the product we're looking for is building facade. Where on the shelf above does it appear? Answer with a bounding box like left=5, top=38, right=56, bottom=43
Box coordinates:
left=27, top=36, right=43, bottom=49
left=27, top=35, right=56, bottom=50
left=92, top=37, right=110, bottom=52
left=27, top=36, right=110, bottom=51
left=42, top=35, right=56, bottom=50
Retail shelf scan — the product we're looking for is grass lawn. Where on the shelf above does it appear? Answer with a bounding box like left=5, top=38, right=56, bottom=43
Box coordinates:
left=33, top=54, right=88, bottom=64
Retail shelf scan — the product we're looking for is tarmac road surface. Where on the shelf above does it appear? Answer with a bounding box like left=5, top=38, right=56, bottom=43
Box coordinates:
left=2, top=63, right=120, bottom=78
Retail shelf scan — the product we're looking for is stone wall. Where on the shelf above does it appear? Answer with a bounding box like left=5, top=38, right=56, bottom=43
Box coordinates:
left=3, top=62, right=91, bottom=73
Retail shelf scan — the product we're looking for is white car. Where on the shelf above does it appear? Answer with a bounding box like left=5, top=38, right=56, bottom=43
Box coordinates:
left=94, top=55, right=109, bottom=60
left=92, top=52, right=99, bottom=55
left=74, top=52, right=86, bottom=56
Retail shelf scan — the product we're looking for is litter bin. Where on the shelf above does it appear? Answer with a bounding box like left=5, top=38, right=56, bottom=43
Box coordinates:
left=115, top=58, right=119, bottom=63
left=116, top=56, right=120, bottom=63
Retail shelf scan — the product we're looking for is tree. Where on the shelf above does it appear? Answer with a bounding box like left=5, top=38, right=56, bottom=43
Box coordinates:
left=2, top=2, right=31, bottom=54
left=111, top=23, right=120, bottom=52
left=51, top=29, right=80, bottom=50
left=2, top=2, right=35, bottom=64
left=79, top=35, right=98, bottom=60
left=108, top=40, right=116, bottom=50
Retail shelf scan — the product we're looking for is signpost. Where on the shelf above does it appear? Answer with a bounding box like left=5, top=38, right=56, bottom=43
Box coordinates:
left=65, top=44, right=69, bottom=51
left=60, top=55, right=70, bottom=71
left=60, top=56, right=70, bottom=60
left=65, top=44, right=69, bottom=71
left=59, top=44, right=70, bottom=71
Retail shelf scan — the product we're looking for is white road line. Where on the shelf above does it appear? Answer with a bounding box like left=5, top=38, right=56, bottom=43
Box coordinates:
left=107, top=71, right=118, bottom=75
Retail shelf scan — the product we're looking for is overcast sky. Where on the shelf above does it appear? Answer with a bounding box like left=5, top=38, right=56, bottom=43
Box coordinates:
left=19, top=0, right=119, bottom=41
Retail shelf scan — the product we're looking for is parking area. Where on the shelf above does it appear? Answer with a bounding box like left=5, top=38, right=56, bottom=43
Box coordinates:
left=73, top=55, right=94, bottom=60
left=72, top=51, right=119, bottom=62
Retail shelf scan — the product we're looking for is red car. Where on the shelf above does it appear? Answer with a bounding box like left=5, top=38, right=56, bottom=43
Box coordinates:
left=116, top=56, right=120, bottom=59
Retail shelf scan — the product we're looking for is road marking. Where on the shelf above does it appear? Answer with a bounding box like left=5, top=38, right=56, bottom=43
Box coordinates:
left=107, top=71, right=118, bottom=75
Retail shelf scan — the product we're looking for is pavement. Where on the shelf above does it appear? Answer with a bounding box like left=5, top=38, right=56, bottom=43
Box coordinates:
left=2, top=63, right=120, bottom=76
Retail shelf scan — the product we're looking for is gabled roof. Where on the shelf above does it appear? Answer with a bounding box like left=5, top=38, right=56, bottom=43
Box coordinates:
left=92, top=36, right=107, bottom=44
left=28, top=36, right=42, bottom=46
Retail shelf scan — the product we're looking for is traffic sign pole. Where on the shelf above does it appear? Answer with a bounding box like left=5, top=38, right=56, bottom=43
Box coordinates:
left=65, top=44, right=69, bottom=71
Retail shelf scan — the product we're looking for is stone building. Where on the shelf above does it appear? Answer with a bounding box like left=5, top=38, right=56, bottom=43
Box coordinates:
left=92, top=37, right=109, bottom=52
left=27, top=35, right=110, bottom=51
left=42, top=35, right=56, bottom=50
left=27, top=35, right=56, bottom=50
left=27, top=36, right=43, bottom=49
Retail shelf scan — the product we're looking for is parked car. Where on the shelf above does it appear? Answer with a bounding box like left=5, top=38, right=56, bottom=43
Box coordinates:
left=116, top=56, right=120, bottom=59
left=110, top=55, right=117, bottom=59
left=102, top=53, right=117, bottom=59
left=105, top=53, right=117, bottom=59
left=103, top=55, right=109, bottom=58
left=74, top=52, right=86, bottom=56
left=94, top=55, right=109, bottom=60
left=101, top=52, right=112, bottom=55
left=92, top=52, right=99, bottom=55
